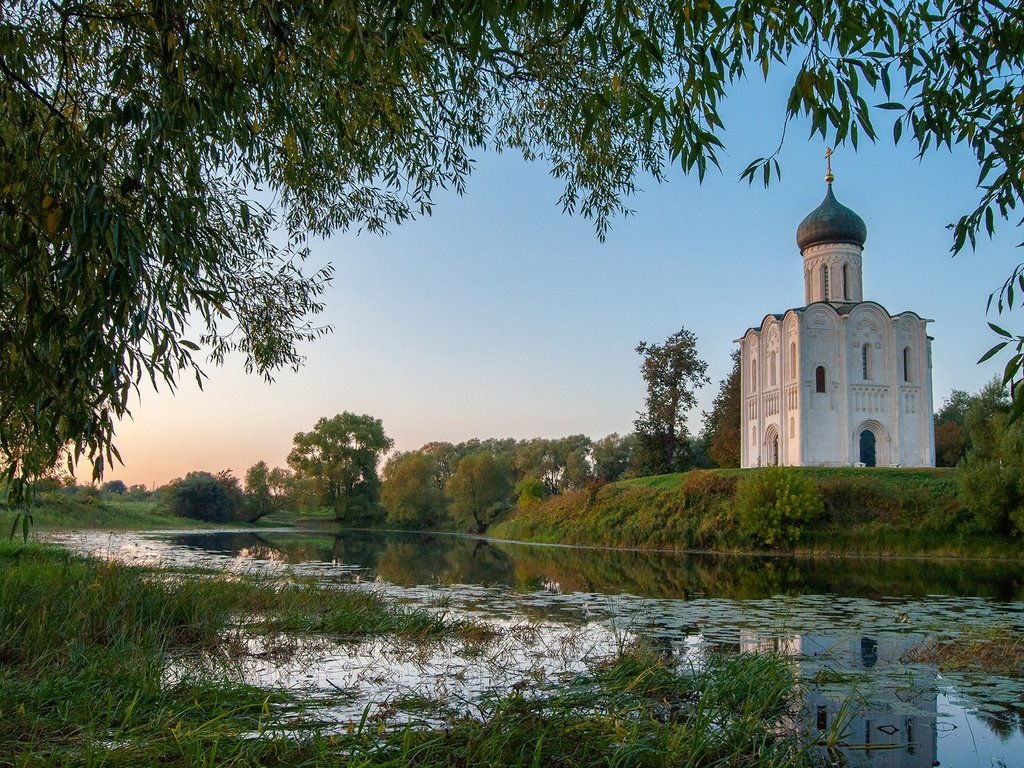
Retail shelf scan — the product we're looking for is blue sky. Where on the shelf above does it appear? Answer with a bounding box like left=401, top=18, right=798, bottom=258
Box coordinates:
left=105, top=73, right=1020, bottom=488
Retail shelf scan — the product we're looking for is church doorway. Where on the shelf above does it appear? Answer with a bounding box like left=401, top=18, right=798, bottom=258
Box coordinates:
left=859, top=430, right=876, bottom=467
left=765, top=427, right=780, bottom=466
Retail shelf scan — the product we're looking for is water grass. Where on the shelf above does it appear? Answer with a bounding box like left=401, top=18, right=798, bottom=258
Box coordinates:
left=903, top=626, right=1024, bottom=675
left=1, top=540, right=815, bottom=766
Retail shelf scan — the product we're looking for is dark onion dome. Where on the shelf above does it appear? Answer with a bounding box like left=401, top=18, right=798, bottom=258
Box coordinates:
left=796, top=183, right=867, bottom=251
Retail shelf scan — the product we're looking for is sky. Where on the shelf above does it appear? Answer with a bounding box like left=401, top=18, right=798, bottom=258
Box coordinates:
left=104, top=72, right=1020, bottom=489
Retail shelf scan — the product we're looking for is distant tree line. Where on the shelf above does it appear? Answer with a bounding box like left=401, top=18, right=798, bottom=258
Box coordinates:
left=28, top=328, right=1020, bottom=536
left=20, top=326, right=745, bottom=530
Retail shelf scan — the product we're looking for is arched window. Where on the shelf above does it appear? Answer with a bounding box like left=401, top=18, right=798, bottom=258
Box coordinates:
left=820, top=264, right=829, bottom=300
left=815, top=366, right=826, bottom=393
left=903, top=346, right=912, bottom=382
left=862, top=343, right=872, bottom=380
left=790, top=342, right=797, bottom=379
left=842, top=264, right=850, bottom=300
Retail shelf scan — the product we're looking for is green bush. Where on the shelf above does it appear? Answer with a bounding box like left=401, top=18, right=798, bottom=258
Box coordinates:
left=735, top=468, right=824, bottom=548
left=959, top=460, right=1024, bottom=535
left=515, top=477, right=549, bottom=507
left=164, top=471, right=239, bottom=523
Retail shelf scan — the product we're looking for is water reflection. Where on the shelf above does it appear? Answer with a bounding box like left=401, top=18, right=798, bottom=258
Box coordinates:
left=744, top=633, right=939, bottom=768
left=168, top=528, right=1024, bottom=601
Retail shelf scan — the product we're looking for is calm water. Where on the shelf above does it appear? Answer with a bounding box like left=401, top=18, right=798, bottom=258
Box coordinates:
left=50, top=528, right=1024, bottom=767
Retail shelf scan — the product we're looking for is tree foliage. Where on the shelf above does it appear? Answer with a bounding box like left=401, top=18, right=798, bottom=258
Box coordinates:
left=445, top=451, right=514, bottom=532
left=4, top=0, right=1022, bottom=495
left=957, top=379, right=1024, bottom=534
left=703, top=349, right=742, bottom=468
left=243, top=460, right=293, bottom=522
left=287, top=413, right=392, bottom=522
left=380, top=451, right=447, bottom=528
left=634, top=327, right=710, bottom=475
left=164, top=470, right=239, bottom=523
left=514, top=435, right=592, bottom=494
left=590, top=432, right=635, bottom=483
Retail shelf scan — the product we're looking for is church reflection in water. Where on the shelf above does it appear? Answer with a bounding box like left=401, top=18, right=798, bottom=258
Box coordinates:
left=741, top=633, right=939, bottom=768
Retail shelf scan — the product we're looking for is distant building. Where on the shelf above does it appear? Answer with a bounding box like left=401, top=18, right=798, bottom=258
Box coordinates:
left=738, top=162, right=935, bottom=467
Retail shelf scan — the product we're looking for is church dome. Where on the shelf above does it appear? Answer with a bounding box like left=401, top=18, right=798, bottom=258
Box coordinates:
left=796, top=184, right=867, bottom=251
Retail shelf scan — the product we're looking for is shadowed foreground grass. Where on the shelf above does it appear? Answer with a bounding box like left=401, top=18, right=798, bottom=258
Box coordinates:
left=0, top=541, right=812, bottom=767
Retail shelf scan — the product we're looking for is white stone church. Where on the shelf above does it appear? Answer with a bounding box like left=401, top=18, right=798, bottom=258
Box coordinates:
left=738, top=169, right=935, bottom=468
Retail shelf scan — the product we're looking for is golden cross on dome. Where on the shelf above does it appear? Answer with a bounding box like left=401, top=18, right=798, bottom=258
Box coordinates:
left=825, top=147, right=835, bottom=184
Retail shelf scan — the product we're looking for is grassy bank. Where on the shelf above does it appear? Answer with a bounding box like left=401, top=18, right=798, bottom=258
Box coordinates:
left=14, top=497, right=209, bottom=531
left=0, top=541, right=812, bottom=766
left=6, top=495, right=308, bottom=532
left=491, top=467, right=1020, bottom=558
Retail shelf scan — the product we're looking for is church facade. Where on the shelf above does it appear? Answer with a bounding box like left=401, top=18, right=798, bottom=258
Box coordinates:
left=738, top=174, right=935, bottom=468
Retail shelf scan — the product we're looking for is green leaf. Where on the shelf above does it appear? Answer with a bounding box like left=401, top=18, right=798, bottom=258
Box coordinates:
left=977, top=341, right=1008, bottom=363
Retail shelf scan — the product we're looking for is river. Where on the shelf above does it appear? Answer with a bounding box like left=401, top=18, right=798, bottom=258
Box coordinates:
left=48, top=527, right=1024, bottom=767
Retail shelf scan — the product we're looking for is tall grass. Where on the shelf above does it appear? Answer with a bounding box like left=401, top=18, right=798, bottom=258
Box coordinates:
left=0, top=541, right=482, bottom=766
left=345, top=648, right=807, bottom=767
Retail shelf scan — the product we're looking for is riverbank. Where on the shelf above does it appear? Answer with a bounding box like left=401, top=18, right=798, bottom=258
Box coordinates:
left=0, top=539, right=810, bottom=767
left=490, top=466, right=1021, bottom=559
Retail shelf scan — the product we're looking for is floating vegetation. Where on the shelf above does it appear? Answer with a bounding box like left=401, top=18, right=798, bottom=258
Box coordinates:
left=903, top=626, right=1024, bottom=675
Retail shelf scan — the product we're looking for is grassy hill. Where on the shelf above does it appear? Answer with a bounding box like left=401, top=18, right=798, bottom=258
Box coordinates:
left=490, top=466, right=1020, bottom=558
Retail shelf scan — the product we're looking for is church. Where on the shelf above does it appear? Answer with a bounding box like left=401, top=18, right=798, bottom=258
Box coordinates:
left=738, top=161, right=935, bottom=468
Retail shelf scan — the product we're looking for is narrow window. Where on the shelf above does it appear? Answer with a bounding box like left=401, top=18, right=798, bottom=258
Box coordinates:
left=842, top=264, right=850, bottom=300
left=862, top=343, right=872, bottom=380
left=815, top=366, right=826, bottom=393
left=903, top=346, right=912, bottom=383
left=820, top=264, right=829, bottom=300
left=790, top=342, right=796, bottom=379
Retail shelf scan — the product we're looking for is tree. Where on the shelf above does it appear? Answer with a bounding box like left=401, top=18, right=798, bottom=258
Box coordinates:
left=380, top=451, right=447, bottom=528
left=287, top=413, right=393, bottom=522
left=634, top=327, right=710, bottom=475
left=513, top=435, right=592, bottom=494
left=243, top=461, right=293, bottom=522
left=591, top=433, right=635, bottom=483
left=4, top=0, right=1023, bottom=493
left=446, top=452, right=514, bottom=533
left=100, top=479, right=127, bottom=495
left=164, top=471, right=239, bottom=523
left=702, top=350, right=742, bottom=468
left=934, top=389, right=972, bottom=467
left=958, top=378, right=1024, bottom=534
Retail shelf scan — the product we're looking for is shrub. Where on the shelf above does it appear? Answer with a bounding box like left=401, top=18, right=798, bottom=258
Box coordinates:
left=681, top=470, right=737, bottom=503
left=515, top=477, right=549, bottom=508
left=735, top=468, right=824, bottom=548
left=164, top=471, right=239, bottom=523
